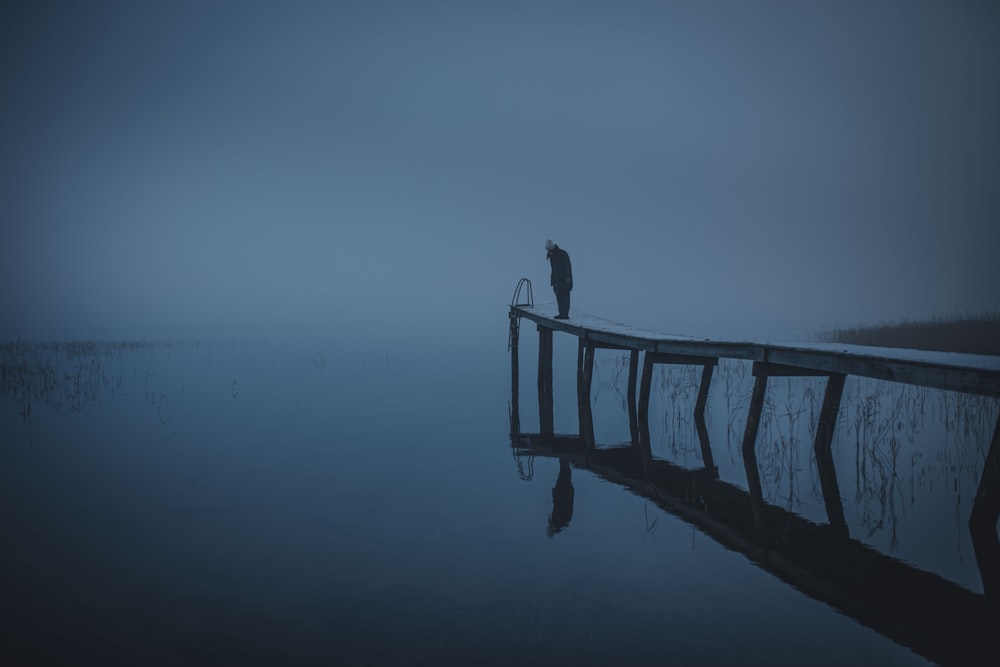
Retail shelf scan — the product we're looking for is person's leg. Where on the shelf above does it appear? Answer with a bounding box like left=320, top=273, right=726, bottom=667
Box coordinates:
left=556, top=289, right=570, bottom=318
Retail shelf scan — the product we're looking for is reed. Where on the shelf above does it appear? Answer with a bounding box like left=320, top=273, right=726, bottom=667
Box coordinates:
left=0, top=340, right=176, bottom=431
left=820, top=311, right=1000, bottom=355
left=601, top=355, right=999, bottom=552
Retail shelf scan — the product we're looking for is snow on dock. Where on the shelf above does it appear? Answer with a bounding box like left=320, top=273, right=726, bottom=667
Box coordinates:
left=511, top=304, right=1000, bottom=397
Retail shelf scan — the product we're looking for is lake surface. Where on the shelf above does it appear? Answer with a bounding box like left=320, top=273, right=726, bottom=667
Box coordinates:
left=1, top=336, right=996, bottom=666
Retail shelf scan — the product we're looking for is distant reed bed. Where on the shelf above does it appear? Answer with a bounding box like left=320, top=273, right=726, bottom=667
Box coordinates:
left=820, top=312, right=1000, bottom=356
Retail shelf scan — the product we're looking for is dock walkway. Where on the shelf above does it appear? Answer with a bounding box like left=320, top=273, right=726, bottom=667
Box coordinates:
left=511, top=304, right=1000, bottom=397
left=507, top=301, right=1000, bottom=571
left=507, top=294, right=1000, bottom=667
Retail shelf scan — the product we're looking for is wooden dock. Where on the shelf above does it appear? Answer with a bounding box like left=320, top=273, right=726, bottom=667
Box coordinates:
left=511, top=304, right=1000, bottom=396
left=508, top=298, right=1000, bottom=665
left=507, top=302, right=1000, bottom=577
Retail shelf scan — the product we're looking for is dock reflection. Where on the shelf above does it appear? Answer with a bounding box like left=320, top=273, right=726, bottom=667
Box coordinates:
left=514, top=433, right=999, bottom=667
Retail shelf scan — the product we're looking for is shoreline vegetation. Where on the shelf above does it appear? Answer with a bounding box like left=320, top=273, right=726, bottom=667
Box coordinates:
left=820, top=312, right=1000, bottom=357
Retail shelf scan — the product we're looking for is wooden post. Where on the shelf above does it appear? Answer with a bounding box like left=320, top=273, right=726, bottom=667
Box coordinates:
left=579, top=344, right=596, bottom=449
left=538, top=326, right=554, bottom=436
left=637, top=352, right=654, bottom=447
left=695, top=364, right=714, bottom=420
left=695, top=364, right=716, bottom=473
left=742, top=374, right=769, bottom=541
left=509, top=313, right=520, bottom=438
left=576, top=338, right=585, bottom=423
left=627, top=350, right=640, bottom=445
left=970, top=413, right=1000, bottom=601
left=814, top=373, right=847, bottom=536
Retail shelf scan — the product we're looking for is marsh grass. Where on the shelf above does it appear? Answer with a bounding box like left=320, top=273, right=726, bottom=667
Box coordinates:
left=654, top=364, right=702, bottom=462
left=599, top=353, right=631, bottom=413
left=0, top=340, right=170, bottom=441
left=599, top=355, right=1000, bottom=558
left=821, top=312, right=1000, bottom=356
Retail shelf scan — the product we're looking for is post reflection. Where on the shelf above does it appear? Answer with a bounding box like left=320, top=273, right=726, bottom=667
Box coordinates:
left=814, top=373, right=849, bottom=538
left=741, top=374, right=770, bottom=543
left=970, top=412, right=1000, bottom=602
left=512, top=433, right=999, bottom=667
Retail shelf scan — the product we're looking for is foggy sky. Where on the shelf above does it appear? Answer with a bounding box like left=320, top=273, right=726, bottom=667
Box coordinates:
left=2, top=0, right=998, bottom=342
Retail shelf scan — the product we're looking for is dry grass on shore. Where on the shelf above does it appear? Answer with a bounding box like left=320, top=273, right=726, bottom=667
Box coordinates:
left=821, top=312, right=1000, bottom=357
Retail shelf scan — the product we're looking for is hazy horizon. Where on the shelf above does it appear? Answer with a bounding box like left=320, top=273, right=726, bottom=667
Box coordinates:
left=3, top=0, right=999, bottom=343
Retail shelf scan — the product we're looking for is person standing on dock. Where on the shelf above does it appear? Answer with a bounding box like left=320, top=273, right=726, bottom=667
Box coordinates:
left=545, top=239, right=573, bottom=319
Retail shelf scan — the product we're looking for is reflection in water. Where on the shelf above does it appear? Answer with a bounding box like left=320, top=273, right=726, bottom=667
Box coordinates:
left=842, top=376, right=999, bottom=556
left=547, top=460, right=574, bottom=537
left=593, top=354, right=1000, bottom=561
left=513, top=447, right=535, bottom=481
left=514, top=436, right=999, bottom=667
left=518, top=345, right=1000, bottom=665
left=851, top=380, right=908, bottom=548
left=3, top=338, right=995, bottom=664
left=814, top=373, right=849, bottom=538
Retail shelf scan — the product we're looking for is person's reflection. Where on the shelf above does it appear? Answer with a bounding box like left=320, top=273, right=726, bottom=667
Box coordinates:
left=547, top=460, right=574, bottom=537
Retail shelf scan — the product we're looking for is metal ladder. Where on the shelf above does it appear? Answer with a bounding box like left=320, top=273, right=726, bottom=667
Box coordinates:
left=508, top=278, right=533, bottom=352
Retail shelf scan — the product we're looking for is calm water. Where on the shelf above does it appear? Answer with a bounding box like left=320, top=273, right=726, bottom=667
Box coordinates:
left=1, top=336, right=996, bottom=666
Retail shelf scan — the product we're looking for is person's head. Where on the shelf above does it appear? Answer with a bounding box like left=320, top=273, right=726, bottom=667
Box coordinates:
left=545, top=239, right=555, bottom=252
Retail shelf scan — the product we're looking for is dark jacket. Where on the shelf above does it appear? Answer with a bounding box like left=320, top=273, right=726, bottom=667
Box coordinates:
left=547, top=245, right=573, bottom=292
